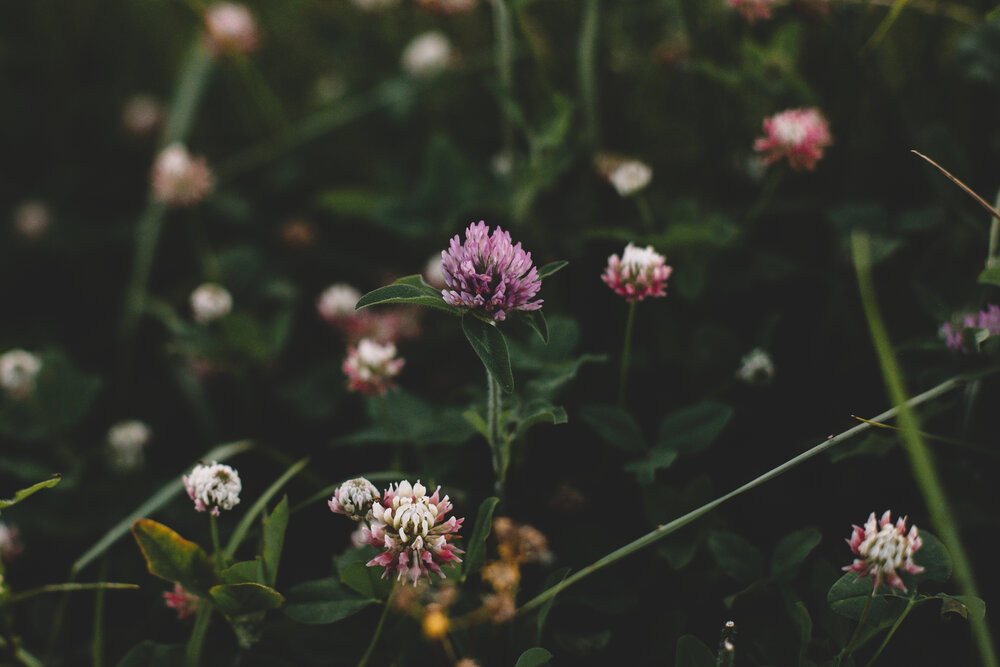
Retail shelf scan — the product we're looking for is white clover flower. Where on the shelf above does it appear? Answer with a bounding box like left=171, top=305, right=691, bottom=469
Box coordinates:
left=0, top=349, right=42, bottom=400
left=0, top=522, right=23, bottom=562
left=190, top=283, right=233, bottom=324
left=423, top=255, right=447, bottom=289
left=329, top=477, right=381, bottom=521
left=343, top=339, right=404, bottom=396
left=608, top=160, right=652, bottom=197
left=151, top=143, right=214, bottom=207
left=12, top=200, right=51, bottom=240
left=317, top=283, right=362, bottom=322
left=736, top=348, right=775, bottom=386
left=401, top=32, right=454, bottom=77
left=204, top=2, right=260, bottom=56
left=844, top=510, right=924, bottom=592
left=107, top=420, right=152, bottom=473
left=184, top=461, right=242, bottom=516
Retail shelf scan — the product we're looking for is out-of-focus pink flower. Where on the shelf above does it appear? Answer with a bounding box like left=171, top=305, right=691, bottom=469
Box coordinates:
left=844, top=510, right=924, bottom=592
left=151, top=143, right=214, bottom=207
left=602, top=243, right=672, bottom=302
left=164, top=583, right=200, bottom=619
left=343, top=339, right=404, bottom=396
left=441, top=221, right=543, bottom=322
left=204, top=2, right=260, bottom=56
left=754, top=108, right=832, bottom=171
left=362, top=480, right=464, bottom=585
left=319, top=284, right=421, bottom=344
left=727, top=0, right=777, bottom=22
left=416, top=0, right=478, bottom=15
left=122, top=95, right=164, bottom=138
left=329, top=477, right=381, bottom=521
left=12, top=200, right=51, bottom=240
left=0, top=522, right=23, bottom=562
left=183, top=461, right=242, bottom=516
left=940, top=304, right=1000, bottom=352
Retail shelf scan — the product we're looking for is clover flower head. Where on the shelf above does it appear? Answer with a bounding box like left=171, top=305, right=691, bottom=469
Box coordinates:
left=602, top=243, right=673, bottom=302
left=754, top=108, right=832, bottom=171
left=0, top=349, right=42, bottom=400
left=317, top=283, right=362, bottom=323
left=190, top=283, right=233, bottom=324
left=727, top=0, right=777, bottom=22
left=151, top=143, right=214, bottom=207
left=107, top=420, right=152, bottom=473
left=940, top=304, right=1000, bottom=352
left=204, top=2, right=260, bottom=56
left=329, top=477, right=381, bottom=521
left=608, top=160, right=653, bottom=197
left=183, top=461, right=242, bottom=516
left=343, top=339, right=404, bottom=396
left=401, top=32, right=454, bottom=77
left=844, top=510, right=924, bottom=592
left=13, top=200, right=51, bottom=241
left=736, top=348, right=775, bottom=385
left=164, top=583, right=200, bottom=620
left=441, top=221, right=543, bottom=321
left=0, top=522, right=23, bottom=562
left=122, top=95, right=163, bottom=138
left=362, top=480, right=464, bottom=585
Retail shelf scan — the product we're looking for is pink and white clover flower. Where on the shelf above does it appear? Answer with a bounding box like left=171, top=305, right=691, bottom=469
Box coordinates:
left=602, top=243, right=672, bottom=302
left=329, top=477, right=381, bottom=521
left=441, top=221, right=543, bottom=322
left=362, top=480, right=464, bottom=585
left=843, top=510, right=924, bottom=592
left=343, top=339, right=404, bottom=396
left=164, top=583, right=200, bottom=620
left=183, top=461, right=242, bottom=516
left=151, top=143, right=214, bottom=207
left=754, top=108, right=832, bottom=171
left=204, top=2, right=260, bottom=56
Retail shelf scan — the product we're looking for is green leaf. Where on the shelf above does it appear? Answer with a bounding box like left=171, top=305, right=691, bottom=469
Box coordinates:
left=770, top=527, right=822, bottom=582
left=391, top=274, right=441, bottom=294
left=623, top=449, right=679, bottom=485
left=463, top=409, right=489, bottom=439
left=261, top=496, right=289, bottom=588
left=537, top=260, right=568, bottom=279
left=657, top=402, right=733, bottom=456
left=937, top=594, right=986, bottom=621
left=356, top=284, right=458, bottom=313
left=131, top=519, right=218, bottom=596
left=674, top=635, right=715, bottom=667
left=220, top=560, right=264, bottom=585
left=978, top=266, right=1000, bottom=287
left=514, top=647, right=552, bottom=667
left=283, top=577, right=374, bottom=625
left=827, top=573, right=906, bottom=625
left=789, top=600, right=812, bottom=665
left=461, top=496, right=500, bottom=582
left=513, top=403, right=567, bottom=440
left=0, top=475, right=61, bottom=513
left=521, top=310, right=549, bottom=344
left=462, top=312, right=514, bottom=393
left=707, top=530, right=764, bottom=584
left=579, top=404, right=646, bottom=454
left=910, top=531, right=952, bottom=586
left=116, top=641, right=185, bottom=666
left=209, top=582, right=284, bottom=616
left=340, top=561, right=393, bottom=601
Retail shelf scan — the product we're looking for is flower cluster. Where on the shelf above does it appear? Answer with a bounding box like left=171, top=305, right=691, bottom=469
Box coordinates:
left=478, top=517, right=551, bottom=624
left=0, top=349, right=42, bottom=400
left=735, top=348, right=775, bottom=386
left=754, top=108, right=832, bottom=171
left=844, top=510, right=924, bottom=592
left=183, top=461, right=242, bottom=516
left=602, top=243, right=672, bottom=302
left=151, top=143, right=214, bottom=207
left=401, top=32, right=454, bottom=77
left=343, top=339, right=405, bottom=396
left=190, top=283, right=233, bottom=324
left=164, top=583, right=200, bottom=620
left=595, top=153, right=653, bottom=197
left=204, top=2, right=260, bottom=56
left=727, top=0, right=777, bottom=22
left=441, top=221, right=543, bottom=321
left=107, top=420, right=152, bottom=473
left=940, top=304, right=1000, bottom=352
left=328, top=477, right=381, bottom=521
left=331, top=479, right=464, bottom=586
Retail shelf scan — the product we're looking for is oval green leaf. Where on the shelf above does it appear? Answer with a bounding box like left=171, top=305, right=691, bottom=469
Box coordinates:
left=462, top=313, right=514, bottom=393
left=131, top=519, right=218, bottom=596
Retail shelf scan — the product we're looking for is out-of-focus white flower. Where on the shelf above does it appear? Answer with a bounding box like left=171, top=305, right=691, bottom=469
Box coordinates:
left=151, top=143, right=214, bottom=207
left=608, top=160, right=652, bottom=197
left=401, top=32, right=454, bottom=77
left=107, top=420, right=152, bottom=473
left=190, top=283, right=233, bottom=324
left=12, top=201, right=51, bottom=240
left=417, top=0, right=478, bottom=15
left=602, top=243, right=672, bottom=302
left=317, top=283, right=362, bottom=323
left=204, top=2, right=260, bottom=56
left=184, top=461, right=242, bottom=516
left=122, top=95, right=164, bottom=138
left=423, top=255, right=447, bottom=289
left=352, top=0, right=400, bottom=10
left=0, top=349, right=42, bottom=400
left=735, top=348, right=775, bottom=386
left=343, top=339, right=404, bottom=396
left=490, top=151, right=513, bottom=178
left=0, top=522, right=23, bottom=562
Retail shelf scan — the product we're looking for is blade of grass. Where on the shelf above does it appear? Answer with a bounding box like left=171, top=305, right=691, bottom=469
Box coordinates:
left=223, top=457, right=309, bottom=560
left=6, top=582, right=139, bottom=605
left=852, top=231, right=997, bottom=667
left=849, top=414, right=1000, bottom=459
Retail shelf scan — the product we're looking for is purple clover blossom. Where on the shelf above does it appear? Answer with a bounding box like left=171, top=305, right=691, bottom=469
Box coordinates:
left=440, top=221, right=542, bottom=322
left=940, top=304, right=1000, bottom=352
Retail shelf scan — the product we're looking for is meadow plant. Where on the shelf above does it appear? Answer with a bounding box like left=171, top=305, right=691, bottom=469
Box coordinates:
left=754, top=107, right=833, bottom=171
left=150, top=143, right=214, bottom=207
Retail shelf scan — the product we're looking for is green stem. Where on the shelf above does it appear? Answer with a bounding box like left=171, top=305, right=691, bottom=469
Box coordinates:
left=617, top=300, right=637, bottom=407
left=91, top=559, right=108, bottom=667
left=577, top=0, right=600, bottom=148
left=492, top=0, right=515, bottom=158
left=840, top=584, right=875, bottom=663
left=635, top=194, right=655, bottom=231
left=185, top=604, right=212, bottom=667
left=487, top=372, right=505, bottom=495
left=209, top=513, right=223, bottom=567
left=986, top=188, right=1000, bottom=268
left=851, top=232, right=998, bottom=667
left=865, top=596, right=916, bottom=666
left=357, top=585, right=397, bottom=667
left=516, top=372, right=973, bottom=616
left=7, top=582, right=138, bottom=605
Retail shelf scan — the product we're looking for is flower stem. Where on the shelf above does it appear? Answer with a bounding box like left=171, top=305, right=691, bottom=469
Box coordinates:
left=840, top=583, right=875, bottom=664
left=492, top=0, right=515, bottom=158
left=986, top=188, right=1000, bottom=268
left=487, top=371, right=506, bottom=496
left=865, top=595, right=916, bottom=666
left=515, top=371, right=976, bottom=617
left=617, top=300, right=637, bottom=407
left=357, top=585, right=396, bottom=667
left=577, top=0, right=600, bottom=148
left=209, top=513, right=222, bottom=567
left=635, top=194, right=655, bottom=231
left=852, top=232, right=998, bottom=667
left=185, top=604, right=212, bottom=667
